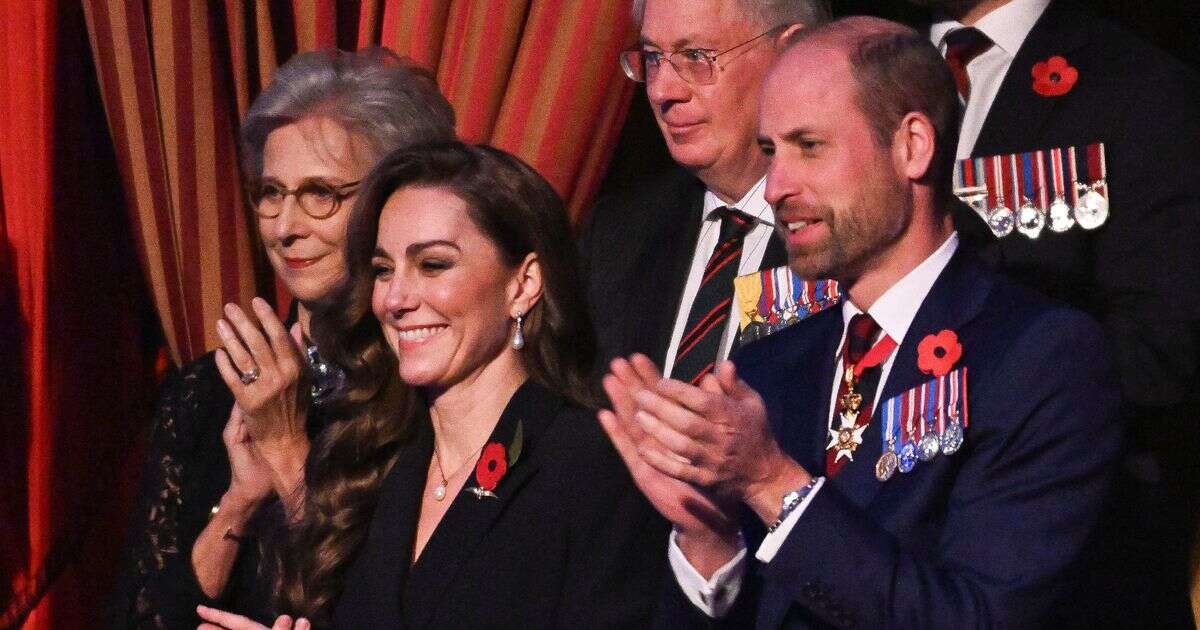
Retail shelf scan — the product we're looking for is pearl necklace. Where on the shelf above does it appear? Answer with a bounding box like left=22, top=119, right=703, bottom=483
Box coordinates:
left=431, top=445, right=482, bottom=501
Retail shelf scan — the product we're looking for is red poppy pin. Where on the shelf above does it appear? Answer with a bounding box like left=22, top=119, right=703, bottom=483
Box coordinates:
left=917, top=329, right=963, bottom=377
left=1031, top=56, right=1077, bottom=97
left=466, top=420, right=524, bottom=500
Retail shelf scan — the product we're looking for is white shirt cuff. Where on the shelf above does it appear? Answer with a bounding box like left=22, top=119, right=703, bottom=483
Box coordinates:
left=755, top=476, right=825, bottom=564
left=667, top=528, right=747, bottom=618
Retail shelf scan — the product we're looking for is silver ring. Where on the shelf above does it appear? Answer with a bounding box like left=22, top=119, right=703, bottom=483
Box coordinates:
left=239, top=367, right=261, bottom=385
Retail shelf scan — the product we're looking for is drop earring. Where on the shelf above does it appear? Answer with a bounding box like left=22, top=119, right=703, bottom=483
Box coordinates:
left=511, top=312, right=525, bottom=350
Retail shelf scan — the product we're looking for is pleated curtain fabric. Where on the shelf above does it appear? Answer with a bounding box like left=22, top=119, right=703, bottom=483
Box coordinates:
left=82, top=0, right=261, bottom=366
left=2, top=2, right=159, bottom=626
left=82, top=0, right=638, bottom=366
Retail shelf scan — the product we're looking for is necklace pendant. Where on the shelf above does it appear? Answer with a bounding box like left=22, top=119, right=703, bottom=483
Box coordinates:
left=433, top=484, right=447, bottom=501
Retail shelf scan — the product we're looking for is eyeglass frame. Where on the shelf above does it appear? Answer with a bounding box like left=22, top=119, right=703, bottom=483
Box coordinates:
left=248, top=178, right=362, bottom=220
left=619, top=24, right=787, bottom=86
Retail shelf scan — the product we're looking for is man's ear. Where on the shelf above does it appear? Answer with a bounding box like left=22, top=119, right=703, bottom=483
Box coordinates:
left=892, top=111, right=937, bottom=183
left=507, top=252, right=544, bottom=317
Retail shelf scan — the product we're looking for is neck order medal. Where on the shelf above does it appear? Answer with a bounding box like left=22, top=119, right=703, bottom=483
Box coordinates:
left=828, top=369, right=868, bottom=462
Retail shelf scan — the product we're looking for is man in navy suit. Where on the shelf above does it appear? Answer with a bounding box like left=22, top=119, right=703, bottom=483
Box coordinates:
left=599, top=16, right=1122, bottom=627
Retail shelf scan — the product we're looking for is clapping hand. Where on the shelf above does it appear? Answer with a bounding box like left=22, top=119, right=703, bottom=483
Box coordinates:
left=221, top=404, right=275, bottom=509
left=213, top=297, right=311, bottom=486
left=598, top=354, right=738, bottom=538
left=197, top=605, right=310, bottom=630
left=627, top=360, right=794, bottom=502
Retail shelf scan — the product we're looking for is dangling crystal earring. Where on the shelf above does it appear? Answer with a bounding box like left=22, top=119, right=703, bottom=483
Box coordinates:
left=511, top=312, right=525, bottom=350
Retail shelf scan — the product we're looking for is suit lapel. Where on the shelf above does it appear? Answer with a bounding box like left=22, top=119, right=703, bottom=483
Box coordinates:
left=759, top=306, right=843, bottom=477
left=402, top=381, right=560, bottom=629
left=804, top=311, right=845, bottom=476
left=827, top=250, right=994, bottom=509
left=333, top=413, right=431, bottom=626
left=972, top=0, right=1089, bottom=157
left=760, top=231, right=787, bottom=271
left=628, top=174, right=706, bottom=365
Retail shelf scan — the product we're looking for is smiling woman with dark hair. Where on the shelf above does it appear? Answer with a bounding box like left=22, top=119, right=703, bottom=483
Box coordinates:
left=197, top=141, right=669, bottom=629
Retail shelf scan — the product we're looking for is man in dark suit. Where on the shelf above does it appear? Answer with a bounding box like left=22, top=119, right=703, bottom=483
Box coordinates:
left=913, top=0, right=1200, bottom=623
left=599, top=17, right=1123, bottom=627
left=580, top=0, right=830, bottom=385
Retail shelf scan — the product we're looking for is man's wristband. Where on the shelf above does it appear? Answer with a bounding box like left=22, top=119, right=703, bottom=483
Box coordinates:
left=768, top=477, right=818, bottom=533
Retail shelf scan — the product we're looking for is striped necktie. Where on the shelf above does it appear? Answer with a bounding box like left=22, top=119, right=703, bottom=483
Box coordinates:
left=672, top=207, right=755, bottom=385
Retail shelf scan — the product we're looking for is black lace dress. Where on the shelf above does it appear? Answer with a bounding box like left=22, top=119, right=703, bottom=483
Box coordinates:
left=110, top=345, right=341, bottom=629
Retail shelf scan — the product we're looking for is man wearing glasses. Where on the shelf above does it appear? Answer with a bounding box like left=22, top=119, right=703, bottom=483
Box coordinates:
left=580, top=0, right=830, bottom=390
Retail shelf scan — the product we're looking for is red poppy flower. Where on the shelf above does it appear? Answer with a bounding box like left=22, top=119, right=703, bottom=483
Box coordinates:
left=1031, top=56, right=1077, bottom=97
left=917, top=329, right=963, bottom=377
left=475, top=442, right=508, bottom=491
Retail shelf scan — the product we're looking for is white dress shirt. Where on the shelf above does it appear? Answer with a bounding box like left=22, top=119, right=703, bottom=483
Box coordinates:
left=670, top=233, right=961, bottom=617
left=662, top=177, right=775, bottom=378
left=930, top=0, right=1051, bottom=159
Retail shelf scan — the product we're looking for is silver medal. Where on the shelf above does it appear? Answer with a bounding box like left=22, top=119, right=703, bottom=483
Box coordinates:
left=987, top=204, right=1015, bottom=238
left=918, top=433, right=941, bottom=461
left=1016, top=200, right=1045, bottom=239
left=1047, top=196, right=1074, bottom=232
left=898, top=441, right=918, bottom=473
left=940, top=422, right=964, bottom=455
left=875, top=450, right=899, bottom=482
left=1074, top=185, right=1108, bottom=230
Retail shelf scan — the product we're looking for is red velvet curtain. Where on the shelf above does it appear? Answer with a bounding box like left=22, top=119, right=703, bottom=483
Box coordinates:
left=1, top=1, right=156, bottom=627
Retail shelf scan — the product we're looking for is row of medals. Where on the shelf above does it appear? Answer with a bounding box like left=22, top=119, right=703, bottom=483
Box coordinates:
left=962, top=180, right=1109, bottom=239
left=831, top=369, right=964, bottom=482
left=740, top=307, right=803, bottom=345
left=874, top=412, right=964, bottom=483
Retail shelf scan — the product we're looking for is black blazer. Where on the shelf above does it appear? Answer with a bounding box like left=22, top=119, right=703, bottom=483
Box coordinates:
left=951, top=0, right=1200, bottom=445
left=660, top=250, right=1123, bottom=628
left=948, top=9, right=1200, bottom=624
left=333, top=380, right=669, bottom=628
left=579, top=164, right=787, bottom=371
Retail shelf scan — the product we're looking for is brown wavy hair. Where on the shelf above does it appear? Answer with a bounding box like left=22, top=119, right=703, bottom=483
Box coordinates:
left=274, top=141, right=597, bottom=623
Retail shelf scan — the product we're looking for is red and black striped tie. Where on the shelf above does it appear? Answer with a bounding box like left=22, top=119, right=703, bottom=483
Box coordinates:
left=672, top=207, right=755, bottom=385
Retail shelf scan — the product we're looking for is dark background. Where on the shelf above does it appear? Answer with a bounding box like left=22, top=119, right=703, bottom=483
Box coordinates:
left=599, top=0, right=1200, bottom=196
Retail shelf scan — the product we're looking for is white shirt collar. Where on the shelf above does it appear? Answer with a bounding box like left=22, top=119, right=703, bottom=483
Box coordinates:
left=842, top=232, right=959, bottom=347
left=929, top=0, right=1050, bottom=57
left=702, top=177, right=774, bottom=226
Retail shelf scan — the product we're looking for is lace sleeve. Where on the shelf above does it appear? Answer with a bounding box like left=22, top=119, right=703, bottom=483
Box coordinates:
left=109, top=353, right=241, bottom=628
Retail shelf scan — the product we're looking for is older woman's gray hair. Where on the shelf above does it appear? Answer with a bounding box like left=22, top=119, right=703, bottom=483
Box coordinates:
left=240, top=47, right=455, bottom=180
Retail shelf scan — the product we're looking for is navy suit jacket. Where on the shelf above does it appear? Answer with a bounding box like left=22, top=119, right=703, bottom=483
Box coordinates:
left=663, top=249, right=1122, bottom=628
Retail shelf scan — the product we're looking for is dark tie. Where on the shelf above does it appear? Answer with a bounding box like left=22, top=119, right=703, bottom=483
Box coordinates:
left=671, top=207, right=755, bottom=385
left=826, top=313, right=884, bottom=478
left=943, top=27, right=994, bottom=102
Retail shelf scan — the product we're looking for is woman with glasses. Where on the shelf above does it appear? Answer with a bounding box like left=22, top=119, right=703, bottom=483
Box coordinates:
left=111, top=47, right=454, bottom=628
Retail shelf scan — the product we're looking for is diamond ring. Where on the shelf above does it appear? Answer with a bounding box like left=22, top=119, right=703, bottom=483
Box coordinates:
left=239, top=367, right=261, bottom=385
